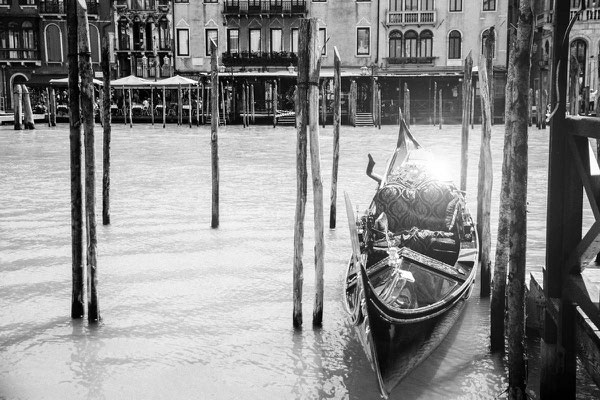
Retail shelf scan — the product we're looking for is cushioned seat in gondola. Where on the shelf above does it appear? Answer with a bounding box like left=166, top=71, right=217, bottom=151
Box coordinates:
left=373, top=164, right=464, bottom=265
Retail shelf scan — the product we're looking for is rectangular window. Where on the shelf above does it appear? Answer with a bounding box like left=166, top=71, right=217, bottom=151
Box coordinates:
left=205, top=29, right=218, bottom=56
left=177, top=28, right=189, bottom=56
left=204, top=0, right=218, bottom=2
left=249, top=29, right=261, bottom=53
left=291, top=28, right=298, bottom=54
left=482, top=0, right=495, bottom=11
left=356, top=27, right=370, bottom=56
left=270, top=29, right=282, bottom=53
left=227, top=29, right=239, bottom=54
left=404, top=0, right=418, bottom=10
left=174, top=0, right=189, bottom=3
left=449, top=0, right=462, bottom=12
left=422, top=0, right=434, bottom=10
left=319, top=28, right=326, bottom=56
left=312, top=0, right=326, bottom=2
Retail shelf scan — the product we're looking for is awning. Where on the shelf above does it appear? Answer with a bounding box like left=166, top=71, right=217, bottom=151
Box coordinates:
left=49, top=76, right=104, bottom=86
left=22, top=74, right=64, bottom=88
left=110, top=74, right=152, bottom=87
left=152, top=75, right=199, bottom=86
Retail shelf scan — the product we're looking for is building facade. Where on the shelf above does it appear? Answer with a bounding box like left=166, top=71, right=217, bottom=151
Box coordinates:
left=532, top=0, right=600, bottom=118
left=172, top=0, right=508, bottom=123
left=0, top=0, right=111, bottom=110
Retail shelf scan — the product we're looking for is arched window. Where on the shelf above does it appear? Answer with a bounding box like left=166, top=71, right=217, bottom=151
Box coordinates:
left=89, top=24, right=100, bottom=63
left=145, top=16, right=155, bottom=51
left=158, top=17, right=170, bottom=50
left=8, top=23, right=20, bottom=59
left=132, top=16, right=143, bottom=51
left=419, top=30, right=432, bottom=58
left=570, top=39, right=587, bottom=85
left=448, top=30, right=461, bottom=59
left=118, top=17, right=129, bottom=50
left=389, top=30, right=402, bottom=58
left=481, top=28, right=495, bottom=58
left=404, top=30, right=418, bottom=58
left=45, top=24, right=62, bottom=62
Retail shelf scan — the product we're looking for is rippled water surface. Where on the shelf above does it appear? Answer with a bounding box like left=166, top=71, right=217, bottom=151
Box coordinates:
left=1, top=123, right=598, bottom=399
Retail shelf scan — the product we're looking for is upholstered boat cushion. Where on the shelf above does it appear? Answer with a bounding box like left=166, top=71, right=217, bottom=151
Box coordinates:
left=374, top=165, right=463, bottom=233
left=391, top=227, right=459, bottom=266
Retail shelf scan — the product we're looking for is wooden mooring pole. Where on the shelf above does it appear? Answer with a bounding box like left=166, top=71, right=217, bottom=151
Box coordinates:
left=22, top=85, right=35, bottom=130
left=210, top=39, right=219, bottom=229
left=162, top=86, right=166, bottom=128
left=101, top=28, right=111, bottom=226
left=77, top=0, right=100, bottom=322
left=49, top=87, right=57, bottom=126
left=13, top=85, right=22, bottom=130
left=438, top=89, right=443, bottom=129
left=433, top=81, right=437, bottom=126
left=403, top=83, right=410, bottom=128
left=45, top=87, right=51, bottom=127
left=330, top=47, right=341, bottom=229
left=505, top=2, right=532, bottom=396
left=349, top=79, right=357, bottom=127
left=66, top=0, right=84, bottom=319
left=477, top=41, right=493, bottom=298
left=273, top=80, right=278, bottom=128
left=460, top=51, right=473, bottom=193
left=294, top=18, right=324, bottom=327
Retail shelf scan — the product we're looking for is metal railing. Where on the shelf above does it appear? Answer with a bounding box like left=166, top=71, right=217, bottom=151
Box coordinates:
left=222, top=51, right=298, bottom=67
left=39, top=0, right=98, bottom=14
left=387, top=11, right=436, bottom=25
left=385, top=56, right=435, bottom=65
left=224, top=0, right=307, bottom=16
left=0, top=48, right=39, bottom=60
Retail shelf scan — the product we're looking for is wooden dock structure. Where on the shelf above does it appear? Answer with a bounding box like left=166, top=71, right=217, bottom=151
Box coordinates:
left=532, top=1, right=600, bottom=397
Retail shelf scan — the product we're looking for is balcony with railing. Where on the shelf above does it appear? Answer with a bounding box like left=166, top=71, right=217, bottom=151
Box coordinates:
left=223, top=0, right=307, bottom=16
left=387, top=10, right=436, bottom=26
left=570, top=6, right=600, bottom=22
left=222, top=51, right=298, bottom=67
left=385, top=56, right=435, bottom=65
left=39, top=0, right=99, bottom=14
left=0, top=48, right=39, bottom=61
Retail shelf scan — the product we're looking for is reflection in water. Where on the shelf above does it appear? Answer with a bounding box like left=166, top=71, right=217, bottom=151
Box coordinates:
left=0, top=124, right=598, bottom=399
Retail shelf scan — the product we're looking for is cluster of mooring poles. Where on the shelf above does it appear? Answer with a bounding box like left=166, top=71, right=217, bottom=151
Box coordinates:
left=66, top=0, right=99, bottom=322
left=12, top=84, right=35, bottom=130
left=293, top=19, right=343, bottom=328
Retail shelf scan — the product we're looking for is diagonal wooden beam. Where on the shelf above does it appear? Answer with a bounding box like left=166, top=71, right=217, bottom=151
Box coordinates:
left=564, top=273, right=600, bottom=333
left=565, top=220, right=600, bottom=274
left=568, top=135, right=600, bottom=221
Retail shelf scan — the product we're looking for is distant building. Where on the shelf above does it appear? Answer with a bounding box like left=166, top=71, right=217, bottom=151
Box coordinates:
left=0, top=0, right=110, bottom=110
left=532, top=0, right=600, bottom=118
left=173, top=0, right=508, bottom=124
left=113, top=0, right=173, bottom=79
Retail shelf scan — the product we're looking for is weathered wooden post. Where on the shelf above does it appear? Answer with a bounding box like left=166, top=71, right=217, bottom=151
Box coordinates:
left=242, top=84, right=247, bottom=128
left=49, top=87, right=57, bottom=126
left=13, top=85, right=22, bottom=130
left=535, top=88, right=541, bottom=127
left=404, top=82, right=410, bottom=128
left=485, top=27, right=495, bottom=125
left=433, top=81, right=437, bottom=125
left=45, top=87, right=51, bottom=127
left=461, top=51, right=473, bottom=192
left=471, top=85, right=475, bottom=128
left=177, top=84, right=182, bottom=126
left=128, top=87, right=133, bottom=128
left=377, top=83, right=382, bottom=129
left=250, top=83, right=255, bottom=123
left=330, top=47, right=341, bottom=229
left=188, top=84, right=192, bottom=128
left=504, top=1, right=532, bottom=396
left=273, top=80, right=278, bottom=127
left=77, top=0, right=100, bottom=322
left=162, top=86, right=166, bottom=128
left=150, top=87, right=154, bottom=126
left=349, top=79, right=357, bottom=127
left=220, top=82, right=225, bottom=126
left=22, top=85, right=35, bottom=129
left=201, top=81, right=205, bottom=125
left=320, top=79, right=326, bottom=127
left=121, top=86, right=126, bottom=125
left=101, top=27, right=111, bottom=226
left=210, top=39, right=219, bottom=229
left=478, top=37, right=494, bottom=298
left=66, top=0, right=84, bottom=319
left=196, top=82, right=200, bottom=126
left=438, top=88, right=443, bottom=129
left=569, top=55, right=580, bottom=116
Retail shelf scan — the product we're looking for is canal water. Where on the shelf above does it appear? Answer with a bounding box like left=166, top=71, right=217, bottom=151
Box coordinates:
left=1, top=123, right=599, bottom=400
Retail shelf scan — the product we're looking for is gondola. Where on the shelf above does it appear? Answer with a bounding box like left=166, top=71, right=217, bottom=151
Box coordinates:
left=343, top=115, right=479, bottom=399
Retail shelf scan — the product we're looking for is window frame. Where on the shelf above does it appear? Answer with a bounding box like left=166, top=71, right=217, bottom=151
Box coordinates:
left=176, top=27, right=190, bottom=57
left=205, top=28, right=218, bottom=57
left=270, top=28, right=283, bottom=53
left=319, top=28, right=326, bottom=56
left=448, top=30, right=462, bottom=59
left=356, top=27, right=370, bottom=57
left=227, top=28, right=239, bottom=54
left=482, top=0, right=496, bottom=11
left=449, top=0, right=462, bottom=12
left=249, top=28, right=261, bottom=54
